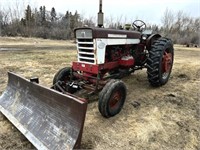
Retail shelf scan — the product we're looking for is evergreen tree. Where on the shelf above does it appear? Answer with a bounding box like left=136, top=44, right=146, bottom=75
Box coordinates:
left=42, top=6, right=46, bottom=24
left=25, top=5, right=32, bottom=26
left=50, top=7, right=57, bottom=22
left=39, top=6, right=46, bottom=25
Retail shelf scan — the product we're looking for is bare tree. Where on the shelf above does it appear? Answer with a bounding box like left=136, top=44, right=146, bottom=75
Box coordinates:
left=161, top=8, right=174, bottom=36
left=0, top=11, right=2, bottom=36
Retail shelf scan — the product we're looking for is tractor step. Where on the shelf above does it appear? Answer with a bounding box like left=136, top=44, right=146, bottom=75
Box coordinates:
left=0, top=72, right=87, bottom=149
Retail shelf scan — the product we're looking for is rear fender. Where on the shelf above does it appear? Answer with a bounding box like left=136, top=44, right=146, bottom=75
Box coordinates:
left=146, top=34, right=161, bottom=50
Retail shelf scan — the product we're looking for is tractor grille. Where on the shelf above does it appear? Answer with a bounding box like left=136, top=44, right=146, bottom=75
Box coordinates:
left=77, top=39, right=95, bottom=64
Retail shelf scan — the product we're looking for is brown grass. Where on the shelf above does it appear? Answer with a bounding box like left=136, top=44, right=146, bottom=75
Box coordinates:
left=0, top=37, right=199, bottom=149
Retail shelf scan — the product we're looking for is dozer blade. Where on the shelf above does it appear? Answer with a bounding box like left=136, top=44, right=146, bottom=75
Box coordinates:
left=0, top=72, right=87, bottom=150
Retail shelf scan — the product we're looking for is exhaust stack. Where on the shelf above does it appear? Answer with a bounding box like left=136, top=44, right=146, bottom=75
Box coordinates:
left=98, top=0, right=104, bottom=27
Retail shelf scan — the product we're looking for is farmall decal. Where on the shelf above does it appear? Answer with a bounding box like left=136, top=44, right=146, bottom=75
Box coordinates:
left=108, top=34, right=127, bottom=38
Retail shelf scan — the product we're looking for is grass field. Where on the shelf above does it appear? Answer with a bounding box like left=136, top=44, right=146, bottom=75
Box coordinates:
left=0, top=37, right=199, bottom=149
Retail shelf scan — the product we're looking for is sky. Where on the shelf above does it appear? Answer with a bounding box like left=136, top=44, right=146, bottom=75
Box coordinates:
left=1, top=0, right=200, bottom=25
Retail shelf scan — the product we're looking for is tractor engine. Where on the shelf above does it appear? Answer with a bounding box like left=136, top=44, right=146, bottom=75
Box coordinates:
left=73, top=27, right=142, bottom=81
left=105, top=45, right=135, bottom=68
left=119, top=55, right=135, bottom=68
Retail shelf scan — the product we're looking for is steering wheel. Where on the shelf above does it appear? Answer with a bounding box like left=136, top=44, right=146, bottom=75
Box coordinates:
left=132, top=20, right=146, bottom=31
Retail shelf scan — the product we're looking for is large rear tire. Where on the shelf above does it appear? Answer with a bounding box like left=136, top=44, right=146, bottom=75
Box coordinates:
left=98, top=79, right=127, bottom=118
left=147, top=38, right=174, bottom=86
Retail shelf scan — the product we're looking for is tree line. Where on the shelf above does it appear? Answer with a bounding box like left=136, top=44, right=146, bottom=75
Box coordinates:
left=0, top=5, right=199, bottom=45
left=160, top=8, right=199, bottom=45
left=0, top=5, right=86, bottom=39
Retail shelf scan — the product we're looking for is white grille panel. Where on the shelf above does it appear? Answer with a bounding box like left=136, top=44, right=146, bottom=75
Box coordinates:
left=77, top=38, right=95, bottom=64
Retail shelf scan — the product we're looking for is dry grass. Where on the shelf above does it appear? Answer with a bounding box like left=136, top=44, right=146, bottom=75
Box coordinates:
left=0, top=36, right=75, bottom=46
left=0, top=37, right=200, bottom=149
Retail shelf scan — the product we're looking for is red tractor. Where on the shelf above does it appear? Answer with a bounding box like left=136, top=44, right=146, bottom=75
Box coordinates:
left=53, top=19, right=174, bottom=118
left=0, top=1, right=174, bottom=149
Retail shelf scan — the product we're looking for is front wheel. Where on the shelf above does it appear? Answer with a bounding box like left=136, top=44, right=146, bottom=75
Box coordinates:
left=98, top=79, right=127, bottom=118
left=147, top=38, right=174, bottom=86
left=53, top=67, right=71, bottom=85
left=53, top=67, right=76, bottom=93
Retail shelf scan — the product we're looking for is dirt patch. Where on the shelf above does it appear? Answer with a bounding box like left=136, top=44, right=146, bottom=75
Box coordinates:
left=0, top=38, right=199, bottom=149
left=177, top=73, right=190, bottom=80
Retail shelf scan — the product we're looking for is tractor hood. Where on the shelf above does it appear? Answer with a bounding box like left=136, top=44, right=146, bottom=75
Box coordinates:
left=74, top=27, right=141, bottom=39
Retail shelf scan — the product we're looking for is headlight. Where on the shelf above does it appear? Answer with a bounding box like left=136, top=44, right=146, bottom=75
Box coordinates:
left=142, top=34, right=148, bottom=40
left=76, top=29, right=92, bottom=39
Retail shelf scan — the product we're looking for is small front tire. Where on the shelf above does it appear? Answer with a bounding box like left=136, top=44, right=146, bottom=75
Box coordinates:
left=53, top=67, right=72, bottom=92
left=98, top=79, right=127, bottom=118
left=53, top=67, right=71, bottom=85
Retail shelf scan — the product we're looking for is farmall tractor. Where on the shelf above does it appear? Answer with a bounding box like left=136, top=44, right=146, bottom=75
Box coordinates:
left=0, top=0, right=174, bottom=149
left=53, top=12, right=174, bottom=118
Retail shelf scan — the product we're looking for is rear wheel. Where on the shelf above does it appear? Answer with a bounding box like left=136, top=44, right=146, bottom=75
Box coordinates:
left=98, top=79, right=127, bottom=118
left=147, top=38, right=174, bottom=86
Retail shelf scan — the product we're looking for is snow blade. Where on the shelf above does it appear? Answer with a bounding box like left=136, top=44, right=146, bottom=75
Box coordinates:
left=0, top=72, right=87, bottom=150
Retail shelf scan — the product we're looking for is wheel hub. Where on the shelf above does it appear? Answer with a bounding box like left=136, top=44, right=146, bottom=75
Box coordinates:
left=109, top=91, right=121, bottom=109
left=162, top=51, right=172, bottom=73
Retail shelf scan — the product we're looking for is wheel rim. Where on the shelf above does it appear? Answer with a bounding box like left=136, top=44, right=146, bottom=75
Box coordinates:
left=162, top=50, right=173, bottom=79
left=109, top=90, right=122, bottom=111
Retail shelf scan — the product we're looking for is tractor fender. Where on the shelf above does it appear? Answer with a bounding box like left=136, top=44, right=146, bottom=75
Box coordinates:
left=146, top=34, right=161, bottom=50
